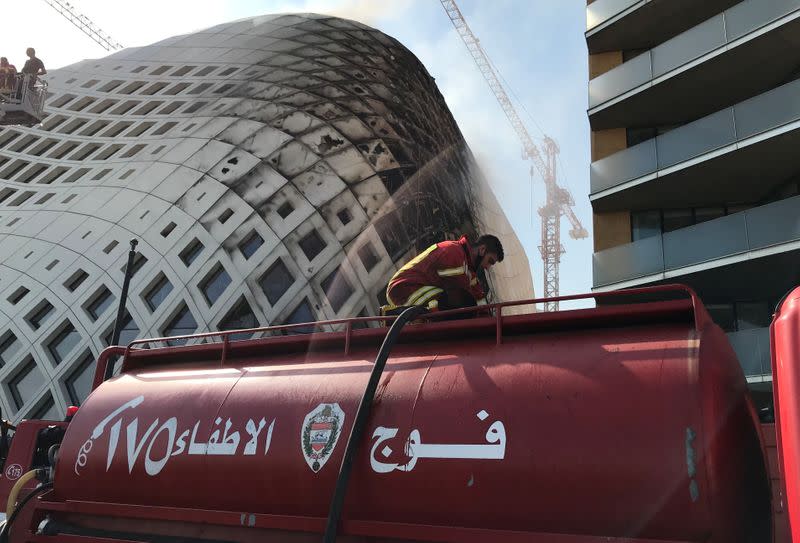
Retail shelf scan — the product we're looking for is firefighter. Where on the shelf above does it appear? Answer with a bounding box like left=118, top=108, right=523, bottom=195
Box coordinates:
left=383, top=234, right=503, bottom=314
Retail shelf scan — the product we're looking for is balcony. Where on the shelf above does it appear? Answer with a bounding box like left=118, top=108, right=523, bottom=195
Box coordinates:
left=590, top=76, right=800, bottom=211
left=592, top=194, right=800, bottom=288
left=586, top=0, right=740, bottom=53
left=727, top=327, right=772, bottom=383
left=588, top=0, right=800, bottom=129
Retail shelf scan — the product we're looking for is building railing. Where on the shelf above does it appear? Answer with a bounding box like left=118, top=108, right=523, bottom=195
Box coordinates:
left=727, top=327, right=772, bottom=380
left=591, top=76, right=800, bottom=194
left=0, top=74, right=47, bottom=123
left=588, top=0, right=800, bottom=109
left=593, top=194, right=800, bottom=287
left=586, top=0, right=641, bottom=32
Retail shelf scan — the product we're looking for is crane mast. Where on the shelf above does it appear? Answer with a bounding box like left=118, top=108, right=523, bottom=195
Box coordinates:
left=439, top=0, right=588, bottom=311
left=41, top=0, right=123, bottom=52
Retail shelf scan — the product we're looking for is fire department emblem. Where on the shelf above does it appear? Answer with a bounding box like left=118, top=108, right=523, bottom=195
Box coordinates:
left=301, top=403, right=345, bottom=472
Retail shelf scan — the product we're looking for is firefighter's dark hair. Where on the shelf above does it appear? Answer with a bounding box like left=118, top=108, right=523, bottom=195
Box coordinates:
left=475, top=234, right=504, bottom=262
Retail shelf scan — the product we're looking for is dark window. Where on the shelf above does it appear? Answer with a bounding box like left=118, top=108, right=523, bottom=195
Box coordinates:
left=160, top=222, right=176, bottom=237
left=31, top=395, right=58, bottom=420
left=152, top=122, right=178, bottom=135
left=123, top=253, right=148, bottom=277
left=162, top=304, right=197, bottom=345
left=195, top=66, right=215, bottom=76
left=144, top=274, right=173, bottom=311
left=101, top=121, right=132, bottom=137
left=374, top=212, right=409, bottom=260
left=27, top=301, right=55, bottom=330
left=99, top=80, right=124, bottom=92
left=357, top=242, right=380, bottom=271
left=352, top=307, right=371, bottom=329
left=337, top=208, right=353, bottom=225
left=109, top=98, right=138, bottom=112
left=299, top=230, right=326, bottom=261
left=259, top=259, right=294, bottom=305
left=707, top=303, right=736, bottom=332
left=64, top=269, right=89, bottom=292
left=694, top=207, right=725, bottom=224
left=188, top=83, right=213, bottom=95
left=0, top=332, right=21, bottom=366
left=735, top=301, right=771, bottom=331
left=183, top=101, right=208, bottom=114
left=172, top=65, right=197, bottom=76
left=277, top=201, right=294, bottom=219
left=47, top=322, right=81, bottom=364
left=631, top=211, right=661, bottom=241
left=321, top=271, right=354, bottom=313
left=219, top=67, right=238, bottom=76
left=66, top=351, right=95, bottom=405
left=282, top=299, right=316, bottom=335
left=200, top=264, right=231, bottom=305
left=9, top=360, right=44, bottom=410
left=150, top=65, right=173, bottom=75
left=238, top=231, right=264, bottom=259
left=179, top=238, right=204, bottom=266
left=121, top=144, right=147, bottom=159
left=159, top=101, right=185, bottom=114
left=662, top=209, right=693, bottom=233
left=103, top=240, right=118, bottom=254
left=85, top=286, right=115, bottom=321
left=103, top=311, right=139, bottom=346
left=218, top=208, right=234, bottom=223
left=219, top=298, right=258, bottom=340
left=64, top=168, right=90, bottom=183
left=7, top=286, right=29, bottom=305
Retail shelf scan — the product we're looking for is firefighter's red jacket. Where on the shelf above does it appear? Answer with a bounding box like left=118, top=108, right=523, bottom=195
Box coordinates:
left=386, top=236, right=486, bottom=308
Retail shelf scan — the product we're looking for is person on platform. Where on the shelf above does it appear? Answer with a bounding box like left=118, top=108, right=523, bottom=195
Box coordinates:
left=0, top=58, right=17, bottom=92
left=383, top=234, right=503, bottom=315
left=20, top=48, right=46, bottom=89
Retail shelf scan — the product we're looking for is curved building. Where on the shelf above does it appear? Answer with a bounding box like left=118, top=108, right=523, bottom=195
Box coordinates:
left=0, top=13, right=533, bottom=420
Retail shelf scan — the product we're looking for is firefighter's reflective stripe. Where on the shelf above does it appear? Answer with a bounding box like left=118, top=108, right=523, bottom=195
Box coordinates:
left=406, top=285, right=444, bottom=306
left=437, top=264, right=466, bottom=277
left=386, top=285, right=444, bottom=309
left=396, top=244, right=437, bottom=274
left=414, top=287, right=444, bottom=307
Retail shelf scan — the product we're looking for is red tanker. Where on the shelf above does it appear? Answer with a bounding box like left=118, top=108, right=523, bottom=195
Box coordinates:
left=0, top=285, right=791, bottom=543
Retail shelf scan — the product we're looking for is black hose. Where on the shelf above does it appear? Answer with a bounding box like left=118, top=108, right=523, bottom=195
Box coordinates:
left=0, top=481, right=53, bottom=543
left=322, top=305, right=427, bottom=543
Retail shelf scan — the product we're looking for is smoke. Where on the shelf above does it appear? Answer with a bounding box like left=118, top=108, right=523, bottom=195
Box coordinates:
left=268, top=0, right=415, bottom=25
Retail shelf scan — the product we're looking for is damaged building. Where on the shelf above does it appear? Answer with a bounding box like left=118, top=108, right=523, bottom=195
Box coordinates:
left=0, top=13, right=532, bottom=419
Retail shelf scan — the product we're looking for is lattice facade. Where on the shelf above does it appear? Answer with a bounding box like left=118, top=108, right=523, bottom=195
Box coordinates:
left=0, top=13, right=532, bottom=421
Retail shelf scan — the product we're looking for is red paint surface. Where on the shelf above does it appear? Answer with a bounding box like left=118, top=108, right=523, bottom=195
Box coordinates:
left=772, top=287, right=800, bottom=542
left=11, top=287, right=773, bottom=542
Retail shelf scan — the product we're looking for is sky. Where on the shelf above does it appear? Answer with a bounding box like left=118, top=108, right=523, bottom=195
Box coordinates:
left=4, top=0, right=592, bottom=301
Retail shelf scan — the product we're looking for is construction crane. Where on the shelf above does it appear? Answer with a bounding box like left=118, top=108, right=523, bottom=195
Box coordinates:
left=439, top=0, right=588, bottom=311
left=41, top=0, right=123, bottom=52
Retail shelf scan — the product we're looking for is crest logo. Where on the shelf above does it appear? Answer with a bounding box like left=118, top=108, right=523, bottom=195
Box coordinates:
left=301, top=403, right=344, bottom=472
left=4, top=463, right=22, bottom=480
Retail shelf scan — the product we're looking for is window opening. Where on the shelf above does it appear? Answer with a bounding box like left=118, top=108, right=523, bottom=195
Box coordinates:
left=199, top=264, right=231, bottom=306
left=179, top=239, right=204, bottom=266
left=259, top=259, right=294, bottom=305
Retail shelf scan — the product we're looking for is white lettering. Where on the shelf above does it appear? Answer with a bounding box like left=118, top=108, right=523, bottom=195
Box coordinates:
left=145, top=418, right=177, bottom=475
left=126, top=418, right=160, bottom=474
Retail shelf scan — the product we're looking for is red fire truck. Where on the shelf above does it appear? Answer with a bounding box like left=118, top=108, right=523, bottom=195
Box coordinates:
left=0, top=284, right=796, bottom=542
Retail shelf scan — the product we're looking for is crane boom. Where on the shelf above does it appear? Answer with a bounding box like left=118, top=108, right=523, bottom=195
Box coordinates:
left=439, top=0, right=588, bottom=311
left=41, top=0, right=123, bottom=52
left=439, top=0, right=547, bottom=176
